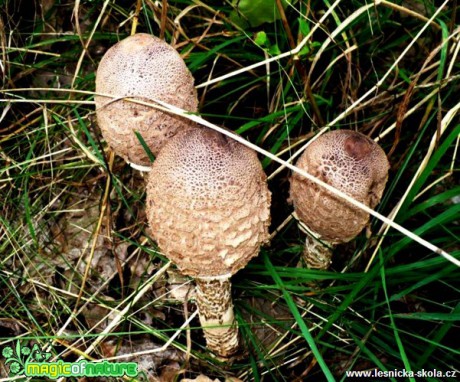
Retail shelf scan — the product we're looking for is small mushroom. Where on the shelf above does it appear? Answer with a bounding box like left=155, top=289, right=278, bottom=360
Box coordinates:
left=289, top=130, right=389, bottom=269
left=146, top=128, right=271, bottom=357
left=95, top=33, right=198, bottom=167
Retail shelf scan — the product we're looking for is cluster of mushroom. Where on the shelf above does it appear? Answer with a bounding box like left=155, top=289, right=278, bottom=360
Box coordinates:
left=95, top=34, right=389, bottom=358
left=95, top=33, right=271, bottom=358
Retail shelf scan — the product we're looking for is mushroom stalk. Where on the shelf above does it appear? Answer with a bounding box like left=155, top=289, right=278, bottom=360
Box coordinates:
left=302, top=235, right=333, bottom=270
left=195, top=277, right=238, bottom=357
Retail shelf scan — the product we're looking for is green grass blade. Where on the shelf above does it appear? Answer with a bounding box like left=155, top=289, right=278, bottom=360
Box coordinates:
left=416, top=303, right=460, bottom=367
left=263, top=253, right=335, bottom=381
left=134, top=131, right=156, bottom=163
left=379, top=254, right=414, bottom=382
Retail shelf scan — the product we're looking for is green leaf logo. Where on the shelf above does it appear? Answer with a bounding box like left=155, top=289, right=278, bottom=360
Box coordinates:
left=2, top=342, right=25, bottom=376
left=29, top=343, right=52, bottom=363
left=2, top=346, right=13, bottom=359
left=1, top=341, right=51, bottom=377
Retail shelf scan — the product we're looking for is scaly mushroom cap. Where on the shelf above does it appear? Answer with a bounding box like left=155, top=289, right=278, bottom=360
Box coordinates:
left=95, top=33, right=198, bottom=165
left=146, top=128, right=271, bottom=278
left=290, top=130, right=389, bottom=243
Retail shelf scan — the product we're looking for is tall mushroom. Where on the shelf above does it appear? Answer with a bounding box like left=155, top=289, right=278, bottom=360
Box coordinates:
left=289, top=130, right=389, bottom=269
left=95, top=33, right=198, bottom=168
left=146, top=128, right=271, bottom=357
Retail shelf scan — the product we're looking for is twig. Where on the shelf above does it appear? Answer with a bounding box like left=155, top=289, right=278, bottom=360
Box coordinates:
left=131, top=0, right=143, bottom=36
left=160, top=0, right=168, bottom=39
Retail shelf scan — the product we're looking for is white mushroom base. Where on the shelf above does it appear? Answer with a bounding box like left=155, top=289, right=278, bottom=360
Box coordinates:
left=128, top=161, right=152, bottom=172
left=195, top=277, right=238, bottom=358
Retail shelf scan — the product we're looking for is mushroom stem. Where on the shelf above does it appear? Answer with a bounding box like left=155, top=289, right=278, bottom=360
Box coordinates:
left=301, top=235, right=334, bottom=270
left=195, top=277, right=238, bottom=358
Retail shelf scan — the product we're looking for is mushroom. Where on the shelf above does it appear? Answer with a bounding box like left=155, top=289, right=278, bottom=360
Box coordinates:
left=289, top=130, right=389, bottom=269
left=146, top=128, right=271, bottom=357
left=95, top=33, right=198, bottom=168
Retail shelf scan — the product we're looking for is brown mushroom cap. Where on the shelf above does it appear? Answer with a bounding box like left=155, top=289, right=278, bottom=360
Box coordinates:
left=95, top=33, right=198, bottom=165
left=290, top=130, right=389, bottom=243
left=146, top=128, right=271, bottom=278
